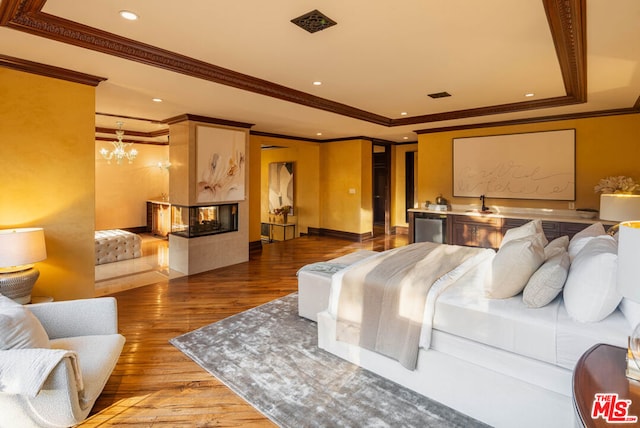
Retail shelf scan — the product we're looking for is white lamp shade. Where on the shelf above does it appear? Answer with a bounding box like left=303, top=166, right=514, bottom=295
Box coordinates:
left=0, top=228, right=47, bottom=268
left=600, top=194, right=640, bottom=221
left=618, top=221, right=640, bottom=302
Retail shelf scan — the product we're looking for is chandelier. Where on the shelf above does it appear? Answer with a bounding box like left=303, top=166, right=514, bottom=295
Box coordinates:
left=100, top=121, right=138, bottom=164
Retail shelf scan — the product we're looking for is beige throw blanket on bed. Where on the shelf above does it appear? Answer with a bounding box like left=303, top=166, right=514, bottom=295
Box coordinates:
left=336, top=242, right=482, bottom=369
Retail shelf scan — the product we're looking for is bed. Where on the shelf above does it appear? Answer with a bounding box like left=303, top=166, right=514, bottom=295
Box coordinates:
left=94, top=229, right=142, bottom=265
left=301, top=220, right=633, bottom=428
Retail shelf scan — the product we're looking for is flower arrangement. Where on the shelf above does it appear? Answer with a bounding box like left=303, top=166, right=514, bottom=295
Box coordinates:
left=272, top=205, right=291, bottom=216
left=270, top=205, right=292, bottom=224
left=594, top=176, right=640, bottom=194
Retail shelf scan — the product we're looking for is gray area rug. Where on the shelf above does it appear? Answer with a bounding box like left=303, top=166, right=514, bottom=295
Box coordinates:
left=170, top=294, right=489, bottom=428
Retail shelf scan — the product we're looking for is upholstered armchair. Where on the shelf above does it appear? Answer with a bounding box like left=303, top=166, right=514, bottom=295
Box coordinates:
left=0, top=296, right=125, bottom=427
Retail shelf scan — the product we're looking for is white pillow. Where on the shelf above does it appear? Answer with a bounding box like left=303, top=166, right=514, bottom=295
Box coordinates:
left=619, top=298, right=640, bottom=329
left=544, top=235, right=569, bottom=260
left=568, top=222, right=606, bottom=261
left=523, top=250, right=570, bottom=308
left=0, top=295, right=49, bottom=349
left=563, top=235, right=621, bottom=323
left=486, top=236, right=545, bottom=299
left=501, top=219, right=548, bottom=249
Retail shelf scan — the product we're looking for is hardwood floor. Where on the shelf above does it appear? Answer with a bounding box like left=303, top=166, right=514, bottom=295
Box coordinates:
left=82, top=234, right=407, bottom=427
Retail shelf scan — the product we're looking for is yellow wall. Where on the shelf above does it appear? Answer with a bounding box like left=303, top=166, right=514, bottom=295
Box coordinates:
left=418, top=114, right=640, bottom=211
left=168, top=120, right=194, bottom=206
left=0, top=68, right=96, bottom=300
left=248, top=134, right=262, bottom=242
left=95, top=143, right=169, bottom=229
left=253, top=134, right=321, bottom=236
left=320, top=139, right=373, bottom=234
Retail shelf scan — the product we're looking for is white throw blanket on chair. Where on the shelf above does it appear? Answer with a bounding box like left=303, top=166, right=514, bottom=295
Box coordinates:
left=0, top=348, right=83, bottom=397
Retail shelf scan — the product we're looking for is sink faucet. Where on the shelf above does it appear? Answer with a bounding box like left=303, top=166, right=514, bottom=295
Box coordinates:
left=480, top=194, right=488, bottom=212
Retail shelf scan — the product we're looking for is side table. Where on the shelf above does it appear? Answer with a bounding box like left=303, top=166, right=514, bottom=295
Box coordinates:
left=573, top=343, right=640, bottom=427
left=261, top=222, right=296, bottom=242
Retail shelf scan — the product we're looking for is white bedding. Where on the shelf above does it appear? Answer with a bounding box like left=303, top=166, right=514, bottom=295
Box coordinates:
left=327, top=245, right=495, bottom=364
left=555, top=304, right=629, bottom=369
left=317, top=237, right=632, bottom=428
left=432, top=264, right=561, bottom=365
left=327, top=242, right=631, bottom=372
left=431, top=257, right=631, bottom=369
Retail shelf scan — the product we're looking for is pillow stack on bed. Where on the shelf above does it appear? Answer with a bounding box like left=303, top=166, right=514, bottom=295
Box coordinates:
left=485, top=219, right=547, bottom=299
left=486, top=220, right=625, bottom=324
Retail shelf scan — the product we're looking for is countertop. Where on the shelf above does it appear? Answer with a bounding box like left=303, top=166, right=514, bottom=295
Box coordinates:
left=408, top=204, right=615, bottom=225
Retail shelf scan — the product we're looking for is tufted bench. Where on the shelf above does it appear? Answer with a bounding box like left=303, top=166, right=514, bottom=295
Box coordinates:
left=95, top=229, right=142, bottom=265
left=297, top=250, right=378, bottom=321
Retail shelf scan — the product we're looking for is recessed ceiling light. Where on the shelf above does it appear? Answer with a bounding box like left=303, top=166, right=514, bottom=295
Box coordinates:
left=313, top=81, right=322, bottom=86
left=119, top=10, right=139, bottom=21
left=525, top=93, right=535, bottom=97
left=152, top=98, right=163, bottom=103
left=400, top=112, right=408, bottom=116
left=316, top=132, right=323, bottom=136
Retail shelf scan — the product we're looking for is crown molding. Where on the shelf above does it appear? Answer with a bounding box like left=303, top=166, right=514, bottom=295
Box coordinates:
left=95, top=126, right=169, bottom=138
left=0, top=0, right=592, bottom=127
left=415, top=107, right=640, bottom=135
left=95, top=135, right=167, bottom=146
left=0, top=53, right=105, bottom=86
left=163, top=114, right=254, bottom=129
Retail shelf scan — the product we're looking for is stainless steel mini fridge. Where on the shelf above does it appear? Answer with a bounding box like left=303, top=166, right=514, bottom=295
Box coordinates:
left=414, top=213, right=447, bottom=244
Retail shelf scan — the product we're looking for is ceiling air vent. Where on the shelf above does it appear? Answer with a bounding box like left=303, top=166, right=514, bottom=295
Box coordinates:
left=428, top=91, right=452, bottom=99
left=291, top=10, right=337, bottom=34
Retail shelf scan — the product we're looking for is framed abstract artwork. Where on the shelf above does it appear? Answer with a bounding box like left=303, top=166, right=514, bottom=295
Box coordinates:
left=268, top=162, right=294, bottom=215
left=453, top=129, right=575, bottom=201
left=196, top=126, right=246, bottom=203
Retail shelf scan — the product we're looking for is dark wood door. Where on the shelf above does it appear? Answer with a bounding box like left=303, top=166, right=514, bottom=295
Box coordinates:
left=405, top=151, right=415, bottom=223
left=373, top=151, right=388, bottom=226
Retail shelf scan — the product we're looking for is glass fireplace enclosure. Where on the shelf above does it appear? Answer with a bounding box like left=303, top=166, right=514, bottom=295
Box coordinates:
left=171, top=203, right=238, bottom=238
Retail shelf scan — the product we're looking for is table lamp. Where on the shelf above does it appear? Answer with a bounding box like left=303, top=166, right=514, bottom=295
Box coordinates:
left=618, top=221, right=640, bottom=380
left=600, top=194, right=640, bottom=221
left=0, top=228, right=47, bottom=304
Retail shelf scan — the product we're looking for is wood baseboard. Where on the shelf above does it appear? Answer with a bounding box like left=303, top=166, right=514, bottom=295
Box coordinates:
left=394, top=226, right=408, bottom=235
left=122, top=226, right=149, bottom=234
left=307, top=227, right=372, bottom=242
left=249, top=240, right=263, bottom=252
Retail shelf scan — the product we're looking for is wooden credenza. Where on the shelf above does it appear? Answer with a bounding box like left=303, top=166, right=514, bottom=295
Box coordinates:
left=450, top=214, right=502, bottom=248
left=409, top=210, right=608, bottom=249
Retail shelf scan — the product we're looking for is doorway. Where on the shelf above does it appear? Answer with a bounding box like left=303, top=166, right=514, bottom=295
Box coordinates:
left=405, top=151, right=417, bottom=222
left=373, top=144, right=391, bottom=236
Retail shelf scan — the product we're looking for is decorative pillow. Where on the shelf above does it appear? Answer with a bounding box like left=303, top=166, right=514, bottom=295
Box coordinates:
left=543, top=235, right=569, bottom=260
left=619, top=298, right=640, bottom=329
left=563, top=235, right=621, bottom=323
left=568, top=222, right=606, bottom=261
left=523, top=250, right=570, bottom=308
left=486, top=236, right=545, bottom=299
left=0, top=295, right=49, bottom=349
left=500, top=219, right=548, bottom=249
